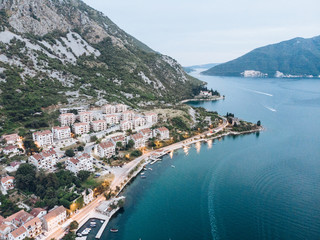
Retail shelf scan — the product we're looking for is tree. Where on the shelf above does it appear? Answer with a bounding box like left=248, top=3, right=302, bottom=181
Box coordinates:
left=130, top=150, right=142, bottom=158
left=127, top=139, right=134, bottom=149
left=90, top=136, right=97, bottom=142
left=62, top=232, right=76, bottom=240
left=15, top=164, right=37, bottom=192
left=77, top=170, right=90, bottom=182
left=56, top=162, right=65, bottom=170
left=77, top=145, right=84, bottom=151
left=69, top=220, right=79, bottom=231
left=116, top=141, right=123, bottom=149
left=257, top=120, right=261, bottom=126
left=65, top=149, right=75, bottom=157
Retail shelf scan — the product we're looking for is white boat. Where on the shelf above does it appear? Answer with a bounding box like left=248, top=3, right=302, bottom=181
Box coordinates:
left=100, top=220, right=104, bottom=223
left=148, top=168, right=152, bottom=170
left=77, top=233, right=82, bottom=237
left=171, top=165, right=175, bottom=168
left=141, top=172, right=145, bottom=175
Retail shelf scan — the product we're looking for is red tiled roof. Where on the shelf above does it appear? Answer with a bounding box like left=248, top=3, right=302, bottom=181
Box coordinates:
left=157, top=127, right=169, bottom=132
left=60, top=113, right=74, bottom=117
left=79, top=111, right=93, bottom=115
left=23, top=217, right=41, bottom=229
left=53, top=126, right=70, bottom=131
left=10, top=226, right=26, bottom=238
left=30, top=208, right=46, bottom=218
left=131, top=133, right=143, bottom=141
left=92, top=120, right=105, bottom=124
left=44, top=206, right=65, bottom=222
left=74, top=122, right=89, bottom=127
left=34, top=130, right=52, bottom=136
left=1, top=176, right=14, bottom=184
left=140, top=128, right=151, bottom=134
left=4, top=145, right=18, bottom=151
left=69, top=158, right=79, bottom=165
left=5, top=210, right=32, bottom=223
left=145, top=112, right=157, bottom=116
left=2, top=134, right=19, bottom=142
left=10, top=162, right=21, bottom=168
left=99, top=141, right=115, bottom=149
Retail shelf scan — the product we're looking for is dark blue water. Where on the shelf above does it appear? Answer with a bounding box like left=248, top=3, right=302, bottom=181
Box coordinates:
left=102, top=72, right=320, bottom=240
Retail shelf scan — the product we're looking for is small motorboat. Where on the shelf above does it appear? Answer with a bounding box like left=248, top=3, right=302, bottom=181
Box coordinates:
left=110, top=228, right=119, bottom=233
left=171, top=165, right=175, bottom=168
left=77, top=233, right=82, bottom=237
left=148, top=168, right=152, bottom=170
left=141, top=175, right=146, bottom=179
left=141, top=172, right=145, bottom=175
left=100, top=220, right=104, bottom=223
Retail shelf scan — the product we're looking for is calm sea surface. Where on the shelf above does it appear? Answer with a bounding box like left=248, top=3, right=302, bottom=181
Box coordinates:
left=102, top=70, right=320, bottom=240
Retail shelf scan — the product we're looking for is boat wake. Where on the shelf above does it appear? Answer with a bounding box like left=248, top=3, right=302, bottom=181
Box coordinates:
left=208, top=175, right=220, bottom=240
left=265, top=106, right=277, bottom=112
left=243, top=88, right=273, bottom=97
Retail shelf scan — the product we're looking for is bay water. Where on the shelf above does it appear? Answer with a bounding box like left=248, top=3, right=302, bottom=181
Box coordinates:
left=102, top=70, right=320, bottom=240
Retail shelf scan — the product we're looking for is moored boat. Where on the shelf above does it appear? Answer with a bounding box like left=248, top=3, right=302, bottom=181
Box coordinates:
left=110, top=228, right=119, bottom=233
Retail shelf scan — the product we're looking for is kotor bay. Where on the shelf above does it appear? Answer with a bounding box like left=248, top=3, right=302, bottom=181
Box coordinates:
left=102, top=70, right=320, bottom=240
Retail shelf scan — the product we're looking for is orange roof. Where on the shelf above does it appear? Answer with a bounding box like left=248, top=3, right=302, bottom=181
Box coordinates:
left=44, top=206, right=66, bottom=222
left=5, top=210, right=33, bottom=223
left=131, top=133, right=143, bottom=141
left=1, top=176, right=14, bottom=184
left=2, top=134, right=19, bottom=142
left=10, top=226, right=26, bottom=238
left=99, top=141, right=115, bottom=149
left=3, top=145, right=18, bottom=151
left=105, top=114, right=117, bottom=118
left=140, top=128, right=151, bottom=134
left=69, top=158, right=79, bottom=165
left=112, top=135, right=125, bottom=142
left=53, top=126, right=70, bottom=131
left=30, top=208, right=46, bottom=218
left=0, top=223, right=10, bottom=231
left=74, top=122, right=89, bottom=127
left=157, top=127, right=169, bottom=132
left=23, top=217, right=41, bottom=229
left=33, top=130, right=52, bottom=136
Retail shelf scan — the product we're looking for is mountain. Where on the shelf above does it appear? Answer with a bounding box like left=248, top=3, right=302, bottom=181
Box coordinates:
left=184, top=63, right=219, bottom=73
left=202, top=36, right=320, bottom=77
left=0, top=0, right=202, bottom=134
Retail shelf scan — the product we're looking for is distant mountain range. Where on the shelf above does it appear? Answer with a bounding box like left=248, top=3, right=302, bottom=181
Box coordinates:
left=184, top=63, right=219, bottom=73
left=202, top=36, right=320, bottom=78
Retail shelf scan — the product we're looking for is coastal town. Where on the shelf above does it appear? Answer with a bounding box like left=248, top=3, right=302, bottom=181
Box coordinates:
left=0, top=93, right=261, bottom=240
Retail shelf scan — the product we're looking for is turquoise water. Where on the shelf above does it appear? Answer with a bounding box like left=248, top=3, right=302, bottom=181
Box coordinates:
left=102, top=72, right=320, bottom=240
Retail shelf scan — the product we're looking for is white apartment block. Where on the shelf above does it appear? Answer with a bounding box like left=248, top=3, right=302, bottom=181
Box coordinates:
left=128, top=133, right=146, bottom=149
left=32, top=130, right=53, bottom=147
left=153, top=127, right=170, bottom=140
left=58, top=113, right=76, bottom=126
left=111, top=135, right=126, bottom=147
left=42, top=206, right=66, bottom=232
left=73, top=123, right=90, bottom=135
left=102, top=104, right=116, bottom=114
left=95, top=141, right=116, bottom=159
left=23, top=217, right=42, bottom=239
left=104, top=114, right=120, bottom=125
left=145, top=112, right=158, bottom=125
left=66, top=153, right=94, bottom=174
left=3, top=145, right=20, bottom=155
left=121, top=111, right=135, bottom=121
left=116, top=104, right=128, bottom=113
left=28, top=149, right=58, bottom=171
left=52, top=126, right=71, bottom=140
left=134, top=117, right=146, bottom=129
left=139, top=128, right=153, bottom=141
left=120, top=121, right=133, bottom=131
left=91, top=120, right=107, bottom=132
left=8, top=226, right=28, bottom=240
left=78, top=111, right=94, bottom=123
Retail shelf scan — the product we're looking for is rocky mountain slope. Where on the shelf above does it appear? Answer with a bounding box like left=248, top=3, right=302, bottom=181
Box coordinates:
left=0, top=0, right=201, bottom=133
left=202, top=36, right=320, bottom=78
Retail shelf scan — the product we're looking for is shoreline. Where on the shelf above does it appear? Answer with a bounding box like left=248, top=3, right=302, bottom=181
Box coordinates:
left=72, top=124, right=263, bottom=239
left=180, top=96, right=224, bottom=103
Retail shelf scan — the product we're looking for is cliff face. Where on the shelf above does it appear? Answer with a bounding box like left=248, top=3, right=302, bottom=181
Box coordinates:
left=0, top=0, right=202, bottom=133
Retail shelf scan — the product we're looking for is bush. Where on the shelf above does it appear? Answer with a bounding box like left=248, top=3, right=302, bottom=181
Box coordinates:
left=65, top=149, right=75, bottom=157
left=130, top=150, right=142, bottom=158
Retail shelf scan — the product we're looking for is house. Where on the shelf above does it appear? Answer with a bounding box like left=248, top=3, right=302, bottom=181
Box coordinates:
left=32, top=130, right=53, bottom=147
left=78, top=112, right=94, bottom=123
left=82, top=189, right=94, bottom=205
left=5, top=162, right=22, bottom=173
left=120, top=121, right=133, bottom=131
left=52, top=126, right=71, bottom=140
left=60, top=107, right=86, bottom=114
left=30, top=208, right=47, bottom=219
left=23, top=217, right=42, bottom=238
left=91, top=120, right=107, bottom=132
left=72, top=122, right=90, bottom=135
left=0, top=223, right=11, bottom=239
left=199, top=90, right=213, bottom=97
left=104, top=114, right=120, bottom=125
left=144, top=112, right=158, bottom=125
left=133, top=117, right=146, bottom=129
left=28, top=149, right=58, bottom=171
left=2, top=145, right=20, bottom=156
left=111, top=135, right=126, bottom=148
left=128, top=133, right=146, bottom=149
left=5, top=210, right=33, bottom=228
left=58, top=113, right=76, bottom=126
left=95, top=141, right=116, bottom=159
left=1, top=134, right=20, bottom=145
left=66, top=153, right=94, bottom=174
left=42, top=206, right=66, bottom=232
left=121, top=111, right=135, bottom=121
left=139, top=128, right=153, bottom=142
left=115, top=104, right=127, bottom=113
left=153, top=127, right=170, bottom=140
left=1, top=176, right=15, bottom=191
left=102, top=104, right=116, bottom=114
left=8, top=226, right=27, bottom=240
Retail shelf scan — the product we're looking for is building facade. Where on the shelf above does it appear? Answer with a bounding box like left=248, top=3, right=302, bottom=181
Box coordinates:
left=32, top=130, right=53, bottom=147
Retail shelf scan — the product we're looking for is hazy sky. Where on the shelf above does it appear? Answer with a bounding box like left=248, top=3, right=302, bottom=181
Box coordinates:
left=83, top=0, right=320, bottom=66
